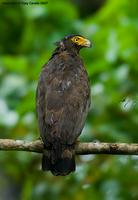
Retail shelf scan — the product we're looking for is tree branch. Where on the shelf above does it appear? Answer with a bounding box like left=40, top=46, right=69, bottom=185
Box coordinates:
left=0, top=139, right=138, bottom=155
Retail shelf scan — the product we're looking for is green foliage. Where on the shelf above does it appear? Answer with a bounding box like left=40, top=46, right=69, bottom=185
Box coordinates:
left=0, top=0, right=138, bottom=199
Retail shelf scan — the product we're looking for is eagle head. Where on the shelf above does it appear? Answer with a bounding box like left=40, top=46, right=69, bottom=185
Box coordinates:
left=55, top=34, right=91, bottom=53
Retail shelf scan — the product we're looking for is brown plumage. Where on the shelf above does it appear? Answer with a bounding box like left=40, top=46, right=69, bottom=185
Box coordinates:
left=36, top=34, right=91, bottom=176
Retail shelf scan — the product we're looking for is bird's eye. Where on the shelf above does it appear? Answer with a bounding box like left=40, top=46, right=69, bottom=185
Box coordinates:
left=75, top=38, right=78, bottom=42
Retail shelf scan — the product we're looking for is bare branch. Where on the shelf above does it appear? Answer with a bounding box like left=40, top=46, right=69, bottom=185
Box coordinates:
left=0, top=139, right=138, bottom=155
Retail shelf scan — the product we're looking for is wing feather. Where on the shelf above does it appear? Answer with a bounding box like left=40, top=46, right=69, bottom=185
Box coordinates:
left=36, top=53, right=90, bottom=146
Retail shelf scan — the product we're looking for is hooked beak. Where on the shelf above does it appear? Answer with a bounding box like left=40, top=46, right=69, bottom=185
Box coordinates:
left=82, top=39, right=92, bottom=48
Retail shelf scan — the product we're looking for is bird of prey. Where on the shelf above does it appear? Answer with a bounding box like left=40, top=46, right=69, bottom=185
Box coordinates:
left=36, top=34, right=91, bottom=176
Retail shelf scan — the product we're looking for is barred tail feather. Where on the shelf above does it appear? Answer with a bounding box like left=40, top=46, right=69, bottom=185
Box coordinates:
left=42, top=146, right=75, bottom=176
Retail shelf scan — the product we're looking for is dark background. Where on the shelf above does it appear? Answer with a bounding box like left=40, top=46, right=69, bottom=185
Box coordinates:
left=0, top=0, right=138, bottom=199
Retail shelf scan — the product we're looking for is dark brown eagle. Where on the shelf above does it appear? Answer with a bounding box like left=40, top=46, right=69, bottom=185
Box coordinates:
left=36, top=34, right=91, bottom=176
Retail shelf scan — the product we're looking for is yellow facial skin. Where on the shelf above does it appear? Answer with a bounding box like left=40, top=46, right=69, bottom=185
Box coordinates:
left=71, top=36, right=91, bottom=47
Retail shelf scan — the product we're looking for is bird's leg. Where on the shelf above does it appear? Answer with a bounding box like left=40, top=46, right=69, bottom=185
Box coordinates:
left=36, top=136, right=42, bottom=141
left=76, top=138, right=80, bottom=144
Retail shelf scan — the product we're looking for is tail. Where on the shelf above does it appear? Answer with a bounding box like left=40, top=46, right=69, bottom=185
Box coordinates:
left=42, top=140, right=75, bottom=176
